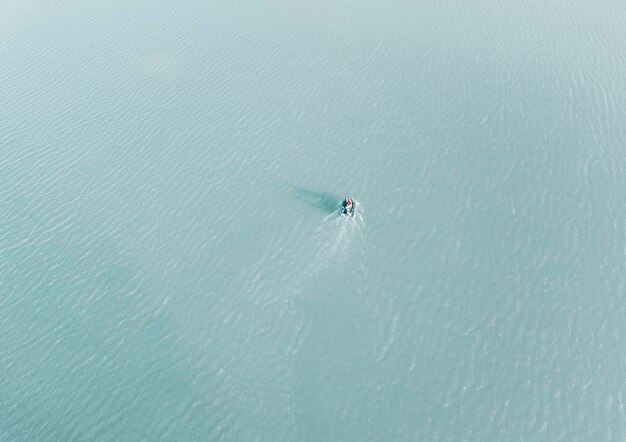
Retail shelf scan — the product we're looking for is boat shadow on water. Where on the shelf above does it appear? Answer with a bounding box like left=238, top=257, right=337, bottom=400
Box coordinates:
left=292, top=186, right=341, bottom=214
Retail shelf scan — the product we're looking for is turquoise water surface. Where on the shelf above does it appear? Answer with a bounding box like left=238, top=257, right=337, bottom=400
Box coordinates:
left=2, top=0, right=626, bottom=440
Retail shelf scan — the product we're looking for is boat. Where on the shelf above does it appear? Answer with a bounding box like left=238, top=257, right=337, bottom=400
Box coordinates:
left=342, top=197, right=356, bottom=217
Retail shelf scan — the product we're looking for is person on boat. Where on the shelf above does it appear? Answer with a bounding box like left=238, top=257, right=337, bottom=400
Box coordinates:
left=342, top=197, right=353, bottom=215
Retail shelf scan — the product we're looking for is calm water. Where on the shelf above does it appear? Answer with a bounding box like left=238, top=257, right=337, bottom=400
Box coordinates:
left=2, top=0, right=626, bottom=440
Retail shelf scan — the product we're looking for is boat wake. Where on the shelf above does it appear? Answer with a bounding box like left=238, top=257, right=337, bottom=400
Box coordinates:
left=290, top=201, right=364, bottom=296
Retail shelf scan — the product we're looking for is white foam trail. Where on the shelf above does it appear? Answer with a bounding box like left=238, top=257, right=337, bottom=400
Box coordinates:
left=290, top=202, right=364, bottom=296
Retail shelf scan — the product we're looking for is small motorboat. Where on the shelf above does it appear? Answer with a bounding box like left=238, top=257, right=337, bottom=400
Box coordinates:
left=342, top=197, right=356, bottom=217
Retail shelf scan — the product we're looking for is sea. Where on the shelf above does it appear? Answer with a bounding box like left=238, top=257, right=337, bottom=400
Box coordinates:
left=2, top=0, right=626, bottom=440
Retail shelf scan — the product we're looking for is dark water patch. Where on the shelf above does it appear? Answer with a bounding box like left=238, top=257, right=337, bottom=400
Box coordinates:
left=292, top=186, right=342, bottom=214
left=0, top=196, right=237, bottom=441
